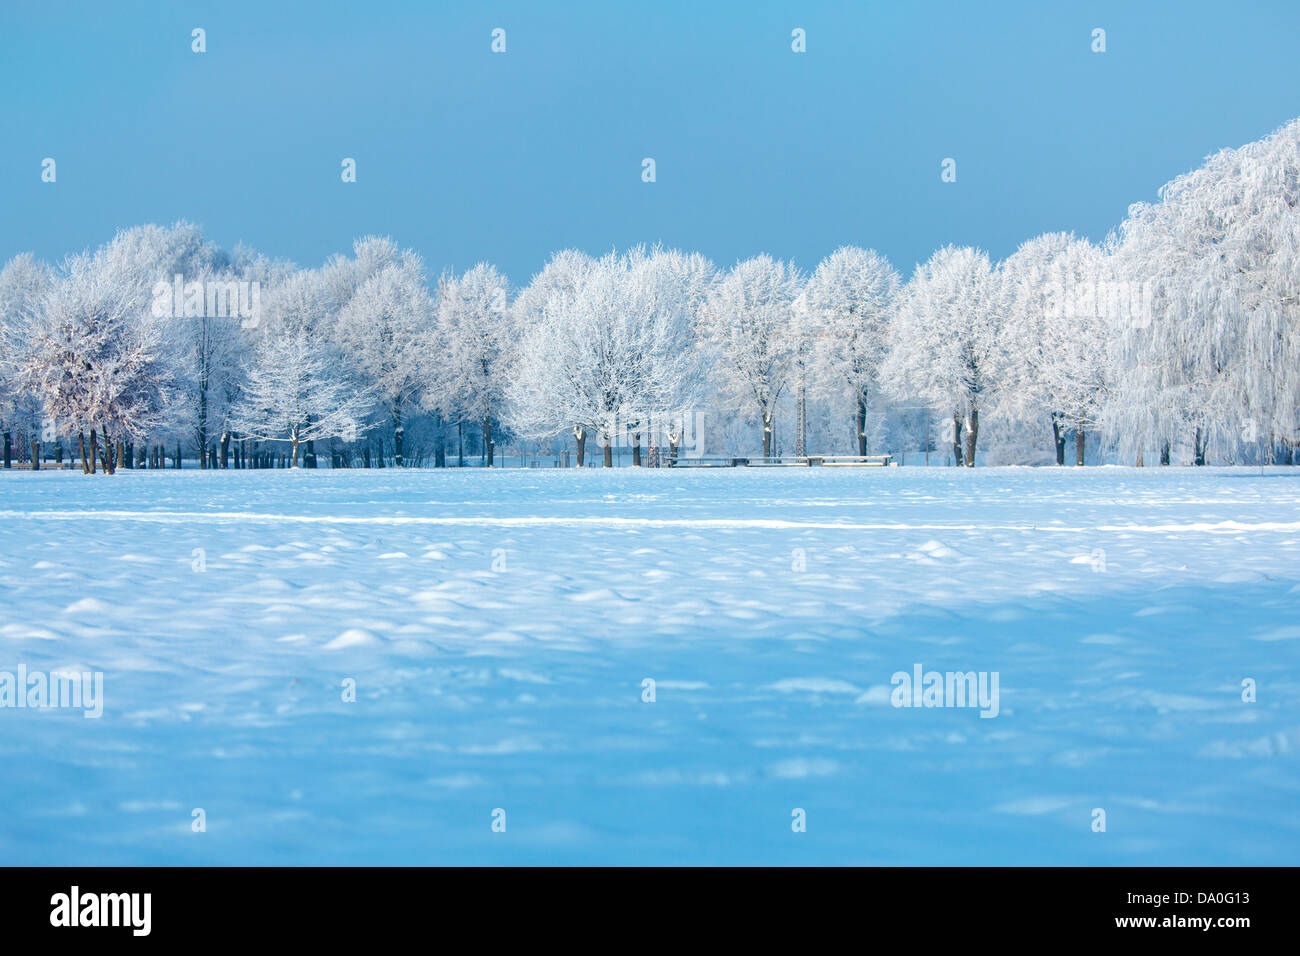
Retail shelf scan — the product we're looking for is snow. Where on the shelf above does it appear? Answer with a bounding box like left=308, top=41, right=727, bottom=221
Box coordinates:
left=1, top=466, right=1298, bottom=864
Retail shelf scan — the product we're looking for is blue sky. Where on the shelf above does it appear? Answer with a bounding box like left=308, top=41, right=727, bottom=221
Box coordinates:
left=2, top=0, right=1298, bottom=284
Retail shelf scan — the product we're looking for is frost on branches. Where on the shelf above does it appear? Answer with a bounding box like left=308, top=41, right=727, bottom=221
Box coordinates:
left=3, top=117, right=1299, bottom=471
left=230, top=330, right=373, bottom=467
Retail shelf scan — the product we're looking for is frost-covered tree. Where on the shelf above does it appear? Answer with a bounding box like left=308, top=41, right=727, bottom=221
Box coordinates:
left=318, top=236, right=406, bottom=322
left=883, top=246, right=1002, bottom=466
left=699, top=255, right=802, bottom=457
left=257, top=267, right=339, bottom=338
left=607, top=246, right=715, bottom=462
left=21, top=247, right=175, bottom=473
left=508, top=249, right=599, bottom=463
left=113, top=222, right=240, bottom=466
left=254, top=237, right=435, bottom=468
left=804, top=246, right=899, bottom=456
left=517, top=255, right=630, bottom=466
left=1211, top=119, right=1300, bottom=462
left=435, top=263, right=513, bottom=466
left=508, top=251, right=625, bottom=467
left=1107, top=117, right=1300, bottom=464
left=230, top=330, right=373, bottom=466
left=0, top=254, right=55, bottom=461
left=508, top=247, right=711, bottom=466
left=335, top=249, right=431, bottom=465
left=1044, top=242, right=1117, bottom=465
left=999, top=233, right=1114, bottom=464
left=644, top=248, right=715, bottom=460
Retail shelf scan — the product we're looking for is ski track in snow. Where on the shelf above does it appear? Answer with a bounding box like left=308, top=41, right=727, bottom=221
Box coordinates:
left=6, top=509, right=1300, bottom=534
left=1, top=466, right=1299, bottom=864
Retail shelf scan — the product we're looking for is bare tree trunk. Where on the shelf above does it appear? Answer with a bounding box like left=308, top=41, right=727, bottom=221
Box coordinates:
left=1051, top=414, right=1066, bottom=465
left=856, top=397, right=868, bottom=457
left=762, top=407, right=773, bottom=458
left=632, top=432, right=642, bottom=466
left=291, top=435, right=300, bottom=467
left=2, top=431, right=10, bottom=469
left=483, top=414, right=493, bottom=467
left=574, top=426, right=586, bottom=468
left=220, top=432, right=230, bottom=469
left=394, top=406, right=404, bottom=468
left=1160, top=440, right=1171, bottom=466
left=88, top=429, right=98, bottom=474
left=1193, top=426, right=1206, bottom=466
left=1075, top=424, right=1085, bottom=466
left=31, top=441, right=40, bottom=471
left=603, top=434, right=613, bottom=468
left=952, top=414, right=963, bottom=467
left=964, top=407, right=978, bottom=467
left=99, top=432, right=115, bottom=474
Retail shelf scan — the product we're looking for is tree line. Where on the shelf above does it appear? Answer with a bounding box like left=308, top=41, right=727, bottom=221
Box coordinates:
left=1, top=117, right=1297, bottom=473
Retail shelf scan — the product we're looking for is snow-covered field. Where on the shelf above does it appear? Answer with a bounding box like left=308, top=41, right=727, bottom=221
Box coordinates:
left=1, top=466, right=1298, bottom=865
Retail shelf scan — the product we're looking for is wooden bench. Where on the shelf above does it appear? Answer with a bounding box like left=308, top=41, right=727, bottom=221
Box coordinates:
left=812, top=455, right=892, bottom=467
left=665, top=454, right=894, bottom=468
left=665, top=456, right=746, bottom=467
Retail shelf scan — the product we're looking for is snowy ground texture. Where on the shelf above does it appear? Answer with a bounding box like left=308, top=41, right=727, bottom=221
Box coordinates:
left=1, top=466, right=1299, bottom=865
